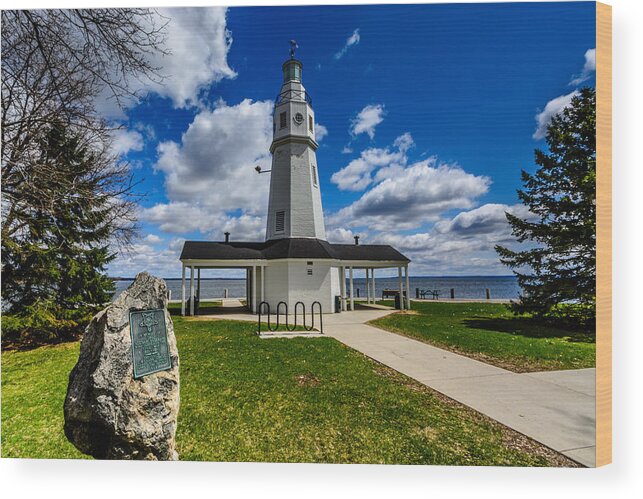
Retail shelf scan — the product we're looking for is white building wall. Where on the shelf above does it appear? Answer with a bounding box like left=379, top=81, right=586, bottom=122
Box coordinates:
left=265, top=146, right=292, bottom=240
left=330, top=267, right=340, bottom=313
left=263, top=261, right=290, bottom=310
left=266, top=142, right=325, bottom=240
left=286, top=260, right=333, bottom=313
left=261, top=260, right=334, bottom=314
left=266, top=74, right=325, bottom=241
left=272, top=80, right=315, bottom=143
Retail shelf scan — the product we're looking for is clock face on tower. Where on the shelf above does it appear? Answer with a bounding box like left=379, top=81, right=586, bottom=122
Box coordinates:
left=293, top=112, right=304, bottom=125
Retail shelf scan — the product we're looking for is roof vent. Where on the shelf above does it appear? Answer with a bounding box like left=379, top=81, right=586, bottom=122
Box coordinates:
left=224, top=232, right=230, bottom=243
left=354, top=235, right=360, bottom=246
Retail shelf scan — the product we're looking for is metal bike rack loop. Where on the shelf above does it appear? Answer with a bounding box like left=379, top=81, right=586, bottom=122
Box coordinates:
left=257, top=300, right=323, bottom=335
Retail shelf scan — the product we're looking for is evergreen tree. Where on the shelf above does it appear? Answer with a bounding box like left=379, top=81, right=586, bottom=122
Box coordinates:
left=2, top=124, right=116, bottom=345
left=2, top=9, right=165, bottom=347
left=495, top=87, right=596, bottom=326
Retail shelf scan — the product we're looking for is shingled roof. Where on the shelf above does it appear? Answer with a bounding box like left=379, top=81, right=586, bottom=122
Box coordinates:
left=180, top=238, right=409, bottom=262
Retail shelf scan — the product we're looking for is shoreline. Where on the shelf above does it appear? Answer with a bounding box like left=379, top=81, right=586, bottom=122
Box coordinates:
left=167, top=298, right=513, bottom=305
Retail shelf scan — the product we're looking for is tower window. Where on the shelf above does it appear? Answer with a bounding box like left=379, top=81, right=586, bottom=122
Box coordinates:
left=279, top=112, right=287, bottom=129
left=283, top=62, right=302, bottom=82
left=311, top=164, right=318, bottom=187
left=275, top=211, right=285, bottom=232
left=309, top=116, right=313, bottom=131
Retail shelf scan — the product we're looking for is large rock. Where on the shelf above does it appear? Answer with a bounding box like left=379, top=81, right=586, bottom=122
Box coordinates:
left=64, top=272, right=180, bottom=460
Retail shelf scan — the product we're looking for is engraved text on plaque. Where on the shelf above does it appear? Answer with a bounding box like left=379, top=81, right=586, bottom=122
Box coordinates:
left=129, top=309, right=171, bottom=379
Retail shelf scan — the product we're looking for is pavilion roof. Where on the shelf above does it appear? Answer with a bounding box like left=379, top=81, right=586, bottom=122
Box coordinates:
left=179, top=238, right=409, bottom=263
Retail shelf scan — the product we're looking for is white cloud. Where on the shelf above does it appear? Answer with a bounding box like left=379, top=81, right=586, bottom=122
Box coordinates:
left=329, top=160, right=491, bottom=232
left=533, top=47, right=596, bottom=141
left=108, top=240, right=183, bottom=278
left=219, top=214, right=265, bottom=241
left=569, top=48, right=596, bottom=86
left=140, top=202, right=207, bottom=234
left=330, top=133, right=490, bottom=230
left=141, top=202, right=266, bottom=242
left=334, top=29, right=360, bottom=60
left=326, top=227, right=357, bottom=244
left=368, top=203, right=532, bottom=275
left=434, top=203, right=532, bottom=237
left=111, top=128, right=144, bottom=156
left=154, top=98, right=273, bottom=208
left=150, top=7, right=236, bottom=108
left=140, top=98, right=273, bottom=236
left=97, top=7, right=236, bottom=117
left=315, top=123, right=328, bottom=142
left=533, top=90, right=579, bottom=139
left=393, top=132, right=414, bottom=153
left=168, top=237, right=186, bottom=252
left=144, top=234, right=163, bottom=244
left=134, top=122, right=157, bottom=141
left=331, top=133, right=411, bottom=191
left=350, top=104, right=385, bottom=139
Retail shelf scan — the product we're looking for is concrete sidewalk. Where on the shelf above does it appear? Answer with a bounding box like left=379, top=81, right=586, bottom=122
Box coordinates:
left=199, top=308, right=596, bottom=467
left=321, top=311, right=596, bottom=467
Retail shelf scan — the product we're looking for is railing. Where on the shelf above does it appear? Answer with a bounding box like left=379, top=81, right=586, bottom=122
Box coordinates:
left=257, top=301, right=323, bottom=335
left=275, top=89, right=313, bottom=106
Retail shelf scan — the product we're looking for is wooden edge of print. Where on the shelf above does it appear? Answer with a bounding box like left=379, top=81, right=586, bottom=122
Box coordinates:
left=595, top=1, right=612, bottom=468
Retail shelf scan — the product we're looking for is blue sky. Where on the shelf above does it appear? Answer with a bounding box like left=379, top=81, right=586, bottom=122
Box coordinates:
left=108, top=2, right=596, bottom=278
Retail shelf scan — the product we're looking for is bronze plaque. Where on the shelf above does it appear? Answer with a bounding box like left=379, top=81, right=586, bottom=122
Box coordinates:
left=129, top=309, right=171, bottom=379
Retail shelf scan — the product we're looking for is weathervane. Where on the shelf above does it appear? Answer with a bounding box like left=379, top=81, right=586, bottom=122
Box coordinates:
left=289, top=39, right=298, bottom=59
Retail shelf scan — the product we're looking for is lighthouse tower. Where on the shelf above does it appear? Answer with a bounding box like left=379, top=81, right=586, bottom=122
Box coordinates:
left=265, top=55, right=326, bottom=241
left=178, top=44, right=411, bottom=317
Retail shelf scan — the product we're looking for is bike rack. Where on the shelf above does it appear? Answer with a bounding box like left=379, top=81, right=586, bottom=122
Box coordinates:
left=257, top=300, right=323, bottom=335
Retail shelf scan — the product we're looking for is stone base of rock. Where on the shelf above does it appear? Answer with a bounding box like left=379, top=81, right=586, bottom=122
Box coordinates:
left=64, top=272, right=180, bottom=460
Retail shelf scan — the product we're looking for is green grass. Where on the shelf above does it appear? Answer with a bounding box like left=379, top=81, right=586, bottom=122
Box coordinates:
left=1, top=342, right=87, bottom=459
left=168, top=300, right=222, bottom=316
left=2, top=316, right=574, bottom=465
left=371, top=302, right=595, bottom=372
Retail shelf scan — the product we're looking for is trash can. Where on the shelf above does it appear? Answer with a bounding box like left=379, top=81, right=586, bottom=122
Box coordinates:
left=394, top=293, right=401, bottom=310
left=334, top=295, right=341, bottom=313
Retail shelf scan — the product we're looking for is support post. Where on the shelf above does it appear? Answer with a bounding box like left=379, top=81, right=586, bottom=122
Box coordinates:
left=197, top=268, right=201, bottom=302
left=405, top=264, right=411, bottom=309
left=251, top=265, right=257, bottom=314
left=181, top=264, right=186, bottom=316
left=246, top=268, right=250, bottom=305
left=339, top=266, right=346, bottom=311
left=371, top=268, right=376, bottom=303
left=349, top=266, right=355, bottom=311
left=189, top=266, right=195, bottom=316
left=261, top=266, right=265, bottom=303
left=398, top=266, right=404, bottom=310
left=365, top=269, right=370, bottom=303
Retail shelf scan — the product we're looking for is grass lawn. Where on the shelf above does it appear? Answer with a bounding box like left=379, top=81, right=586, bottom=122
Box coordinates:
left=371, top=301, right=595, bottom=372
left=2, top=316, right=576, bottom=465
left=168, top=300, right=222, bottom=316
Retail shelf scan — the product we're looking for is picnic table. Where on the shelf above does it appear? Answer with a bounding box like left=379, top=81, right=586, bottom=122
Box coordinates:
left=418, top=289, right=440, bottom=300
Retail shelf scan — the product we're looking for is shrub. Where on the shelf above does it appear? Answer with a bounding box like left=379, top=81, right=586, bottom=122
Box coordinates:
left=1, top=300, right=93, bottom=349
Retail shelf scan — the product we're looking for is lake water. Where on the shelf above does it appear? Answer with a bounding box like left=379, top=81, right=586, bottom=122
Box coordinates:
left=113, top=275, right=520, bottom=301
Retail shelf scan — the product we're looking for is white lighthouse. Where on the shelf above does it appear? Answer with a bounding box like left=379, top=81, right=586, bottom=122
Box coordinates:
left=266, top=56, right=326, bottom=241
left=179, top=44, right=411, bottom=316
